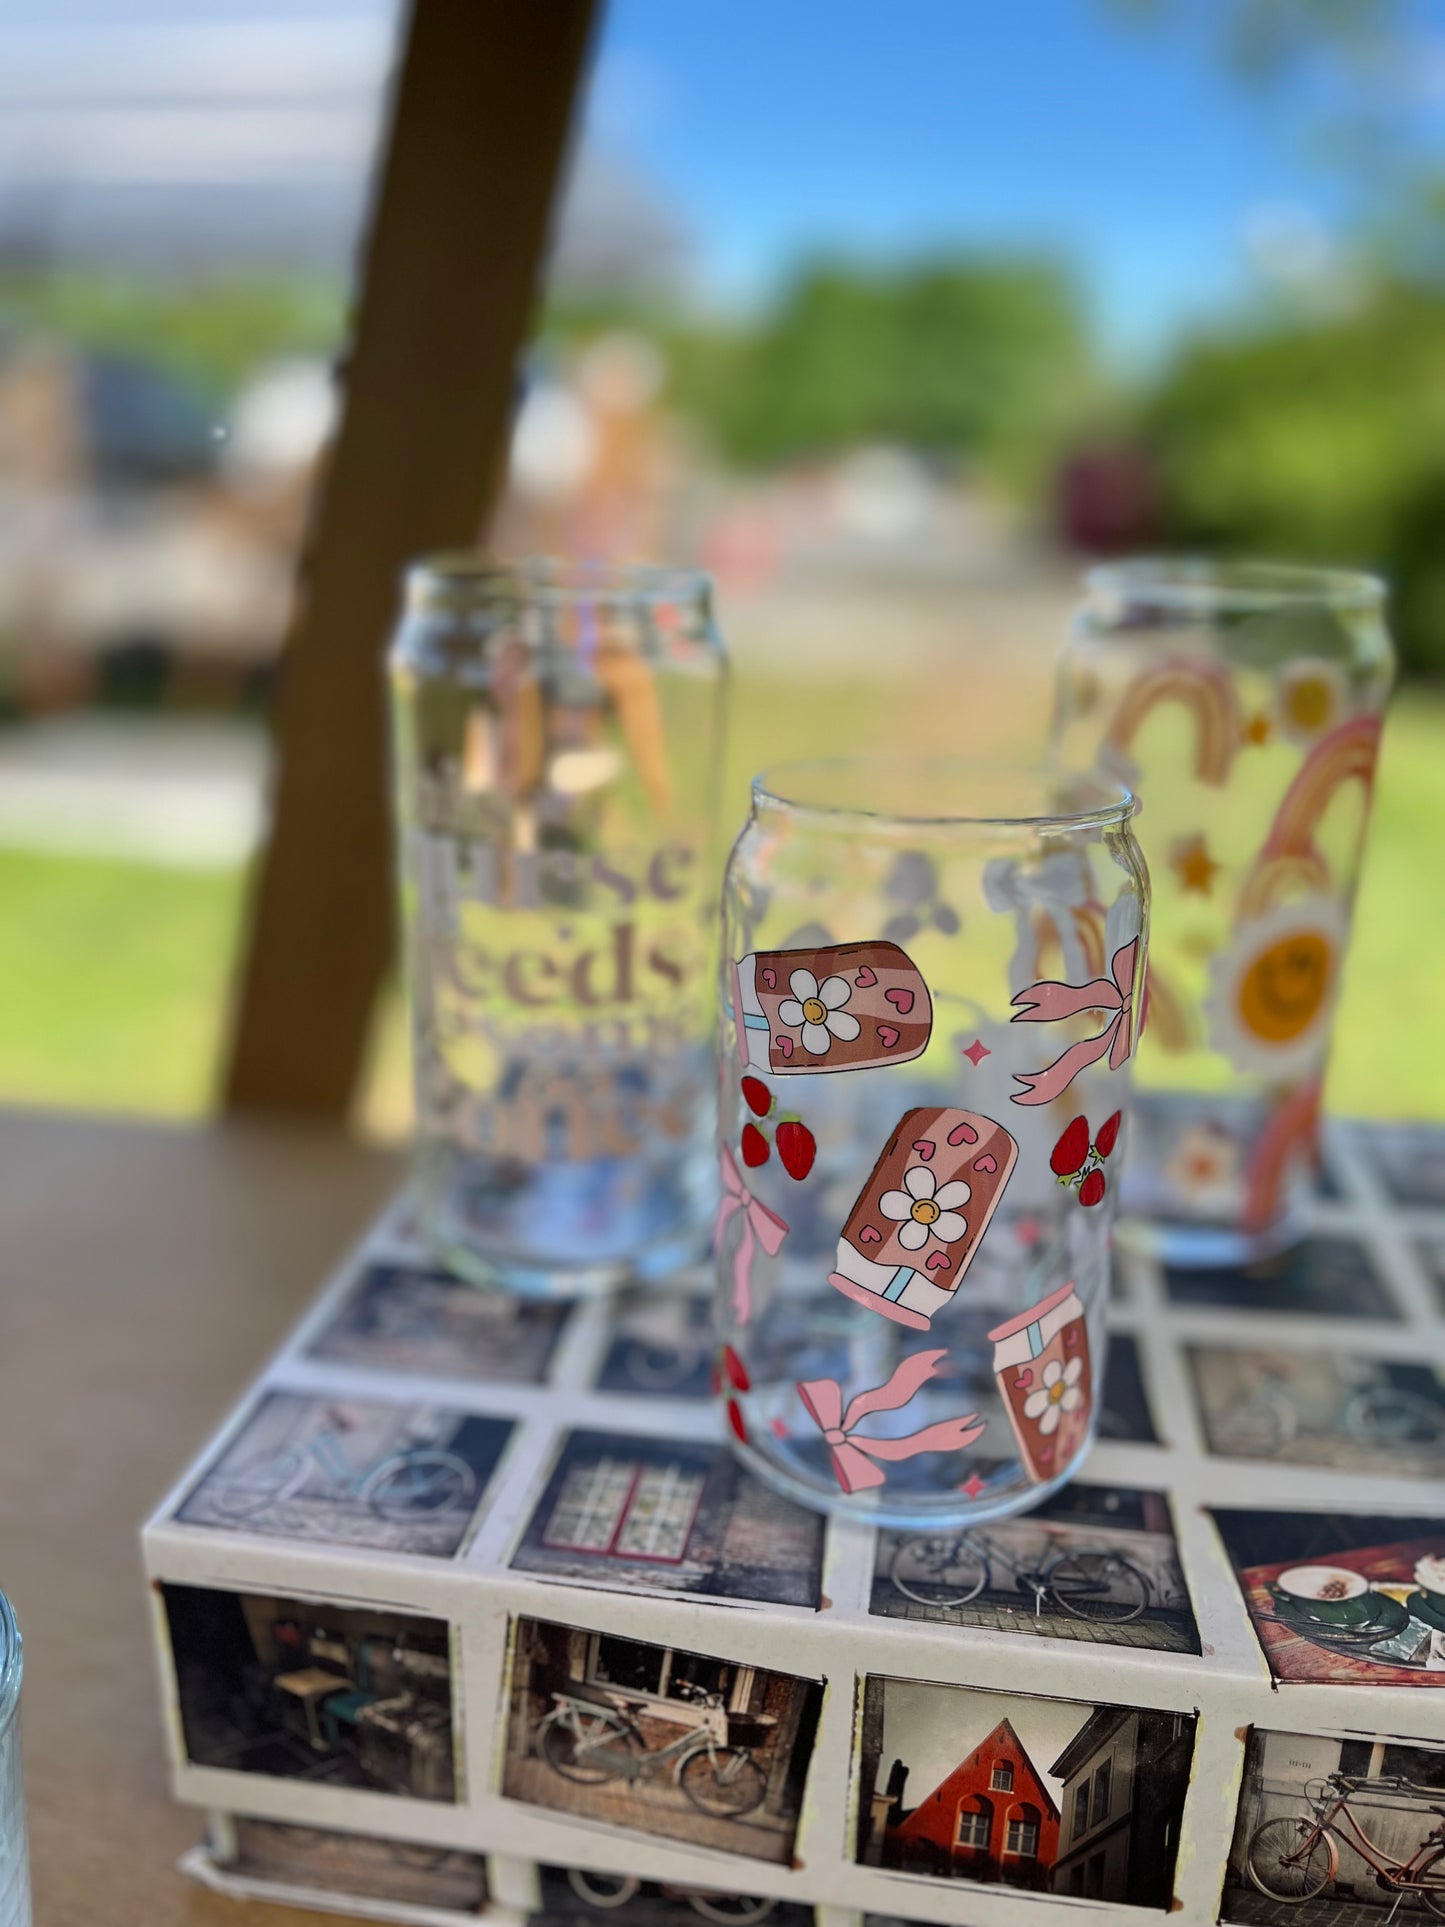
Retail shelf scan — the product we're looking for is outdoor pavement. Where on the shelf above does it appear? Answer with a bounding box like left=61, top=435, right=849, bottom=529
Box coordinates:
left=870, top=1589, right=1198, bottom=1653
left=503, top=1752, right=796, bottom=1865
left=1224, top=1886, right=1437, bottom=1923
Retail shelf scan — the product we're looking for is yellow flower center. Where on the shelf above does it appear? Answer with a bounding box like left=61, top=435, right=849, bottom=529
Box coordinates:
left=801, top=996, right=827, bottom=1025
left=1048, top=1379, right=1067, bottom=1404
left=1237, top=931, right=1333, bottom=1043
left=1285, top=677, right=1334, bottom=730
left=911, top=1198, right=940, bottom=1226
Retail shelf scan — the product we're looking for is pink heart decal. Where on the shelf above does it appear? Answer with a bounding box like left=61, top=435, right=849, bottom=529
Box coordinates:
left=854, top=965, right=877, bottom=987
left=973, top=1154, right=998, bottom=1175
left=911, top=1139, right=936, bottom=1161
left=876, top=1024, right=900, bottom=1049
left=885, top=987, right=915, bottom=1015
left=761, top=968, right=776, bottom=988
left=1014, top=1370, right=1033, bottom=1390
left=773, top=1035, right=793, bottom=1059
left=1037, top=1445, right=1054, bottom=1466
left=947, top=1120, right=979, bottom=1146
left=925, top=1251, right=951, bottom=1271
left=858, top=1225, right=883, bottom=1244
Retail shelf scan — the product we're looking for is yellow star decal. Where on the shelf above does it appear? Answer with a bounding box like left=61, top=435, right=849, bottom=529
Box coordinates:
left=1171, top=834, right=1222, bottom=896
left=1242, top=711, right=1272, bottom=746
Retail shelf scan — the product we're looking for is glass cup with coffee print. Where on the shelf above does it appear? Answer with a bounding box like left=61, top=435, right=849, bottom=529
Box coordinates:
left=391, top=558, right=726, bottom=1296
left=1053, top=559, right=1394, bottom=1263
left=714, top=757, right=1149, bottom=1526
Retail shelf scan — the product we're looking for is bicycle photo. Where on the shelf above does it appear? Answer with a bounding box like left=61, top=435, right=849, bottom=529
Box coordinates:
left=1245, top=1773, right=1445, bottom=1916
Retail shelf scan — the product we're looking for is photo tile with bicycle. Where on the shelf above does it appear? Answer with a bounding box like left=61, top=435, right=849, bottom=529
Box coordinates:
left=500, top=1617, right=822, bottom=1864
left=1163, top=1234, right=1402, bottom=1320
left=1211, top=1508, right=1445, bottom=1684
left=160, top=1583, right=459, bottom=1800
left=304, top=1258, right=571, bottom=1385
left=870, top=1483, right=1198, bottom=1655
left=532, top=1861, right=816, bottom=1925
left=1221, top=1728, right=1445, bottom=1925
left=211, top=1817, right=489, bottom=1912
left=1187, top=1343, right=1445, bottom=1477
left=508, top=1429, right=825, bottom=1608
left=854, top=1677, right=1196, bottom=1910
left=591, top=1284, right=714, bottom=1400
left=175, top=1390, right=513, bottom=1558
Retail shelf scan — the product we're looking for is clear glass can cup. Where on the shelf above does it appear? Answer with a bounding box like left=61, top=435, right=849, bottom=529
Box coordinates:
left=714, top=758, right=1149, bottom=1526
left=0, top=1594, right=30, bottom=1927
left=1053, top=559, right=1395, bottom=1264
left=391, top=557, right=727, bottom=1296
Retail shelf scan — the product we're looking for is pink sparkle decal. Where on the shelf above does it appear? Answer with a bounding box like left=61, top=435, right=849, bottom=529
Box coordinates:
left=959, top=1471, right=988, bottom=1499
left=961, top=1037, right=991, bottom=1067
left=769, top=1416, right=789, bottom=1440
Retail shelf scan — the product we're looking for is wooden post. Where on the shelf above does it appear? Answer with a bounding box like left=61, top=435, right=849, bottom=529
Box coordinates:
left=223, top=0, right=599, bottom=1119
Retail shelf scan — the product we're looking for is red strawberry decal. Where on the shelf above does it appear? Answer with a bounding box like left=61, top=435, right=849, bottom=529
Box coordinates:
left=1094, top=1110, right=1122, bottom=1159
left=741, top=1122, right=770, bottom=1168
left=741, top=1076, right=772, bottom=1118
left=1050, top=1116, right=1090, bottom=1178
left=1078, top=1168, right=1107, bottom=1207
left=721, top=1345, right=751, bottom=1392
left=725, top=1397, right=749, bottom=1446
left=775, top=1119, right=816, bottom=1182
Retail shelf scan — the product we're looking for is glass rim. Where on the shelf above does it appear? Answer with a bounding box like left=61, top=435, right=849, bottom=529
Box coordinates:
left=1084, top=555, right=1385, bottom=615
left=751, top=755, right=1138, bottom=832
left=406, top=553, right=713, bottom=611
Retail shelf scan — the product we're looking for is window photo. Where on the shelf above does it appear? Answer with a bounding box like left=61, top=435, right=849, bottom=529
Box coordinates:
left=307, top=1259, right=570, bottom=1383
left=856, top=1677, right=1195, bottom=1910
left=871, top=1484, right=1197, bottom=1653
left=502, top=1617, right=821, bottom=1864
left=1222, top=1727, right=1445, bottom=1924
left=163, top=1584, right=457, bottom=1800
left=176, top=1390, right=512, bottom=1557
left=511, top=1430, right=825, bottom=1607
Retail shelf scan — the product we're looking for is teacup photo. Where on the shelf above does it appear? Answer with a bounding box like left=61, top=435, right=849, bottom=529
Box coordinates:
left=1272, top=1564, right=1376, bottom=1627
left=1413, top=1552, right=1445, bottom=1600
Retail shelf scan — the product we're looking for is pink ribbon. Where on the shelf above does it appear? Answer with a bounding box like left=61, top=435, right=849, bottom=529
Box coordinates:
left=714, top=1146, right=789, bottom=1325
left=1008, top=937, right=1138, bottom=1106
left=797, top=1350, right=986, bottom=1494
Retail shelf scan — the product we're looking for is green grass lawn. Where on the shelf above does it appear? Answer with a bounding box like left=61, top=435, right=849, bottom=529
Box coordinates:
left=0, top=683, right=1440, bottom=1126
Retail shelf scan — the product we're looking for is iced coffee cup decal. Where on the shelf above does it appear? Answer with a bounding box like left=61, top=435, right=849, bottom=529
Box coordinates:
left=732, top=939, right=932, bottom=1075
left=797, top=1349, right=985, bottom=1494
left=715, top=1145, right=789, bottom=1327
left=1008, top=937, right=1139, bottom=1106
left=828, top=1107, right=1018, bottom=1331
left=989, top=1282, right=1092, bottom=1483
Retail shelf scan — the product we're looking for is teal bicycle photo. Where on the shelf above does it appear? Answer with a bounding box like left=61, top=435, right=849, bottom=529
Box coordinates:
left=536, top=1678, right=773, bottom=1818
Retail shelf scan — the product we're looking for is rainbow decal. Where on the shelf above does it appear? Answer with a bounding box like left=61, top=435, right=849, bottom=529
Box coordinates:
left=1262, top=714, right=1382, bottom=862
left=1029, top=901, right=1108, bottom=986
left=1139, top=960, right=1194, bottom=1055
left=1236, top=849, right=1332, bottom=921
left=1103, top=656, right=1242, bottom=788
left=1243, top=1078, right=1323, bottom=1235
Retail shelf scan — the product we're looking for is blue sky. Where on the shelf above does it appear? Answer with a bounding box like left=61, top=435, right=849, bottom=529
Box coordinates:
left=585, top=0, right=1445, bottom=362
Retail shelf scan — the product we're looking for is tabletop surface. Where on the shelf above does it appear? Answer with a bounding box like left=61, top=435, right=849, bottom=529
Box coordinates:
left=0, top=1107, right=399, bottom=1927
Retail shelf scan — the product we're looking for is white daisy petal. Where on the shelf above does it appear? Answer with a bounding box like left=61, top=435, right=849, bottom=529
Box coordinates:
left=1042, top=1359, right=1063, bottom=1388
left=1038, top=1404, right=1061, bottom=1436
left=1023, top=1390, right=1050, bottom=1420
left=1062, top=1357, right=1083, bottom=1387
left=897, top=1220, right=929, bottom=1251
left=904, top=1164, right=936, bottom=1200
left=880, top=1191, right=914, bottom=1221
left=801, top=1023, right=832, bottom=1055
left=788, top=969, right=818, bottom=1001
left=777, top=999, right=806, bottom=1027
left=1060, top=1386, right=1084, bottom=1414
left=934, top=1180, right=971, bottom=1210
left=931, top=1211, right=967, bottom=1244
left=825, top=1010, right=861, bottom=1042
left=819, top=975, right=852, bottom=1010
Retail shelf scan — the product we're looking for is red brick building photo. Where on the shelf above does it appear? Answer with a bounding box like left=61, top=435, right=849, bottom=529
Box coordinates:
left=880, top=1717, right=1060, bottom=1889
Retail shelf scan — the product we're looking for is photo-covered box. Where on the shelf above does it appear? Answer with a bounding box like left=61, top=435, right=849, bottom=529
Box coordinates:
left=143, top=1119, right=1445, bottom=1927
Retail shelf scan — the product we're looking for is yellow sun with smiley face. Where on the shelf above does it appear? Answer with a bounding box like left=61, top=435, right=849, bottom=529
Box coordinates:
left=1206, top=897, right=1347, bottom=1079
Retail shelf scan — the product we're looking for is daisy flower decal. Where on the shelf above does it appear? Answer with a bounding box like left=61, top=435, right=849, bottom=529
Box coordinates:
left=1023, top=1356, right=1085, bottom=1436
left=879, top=1164, right=970, bottom=1252
left=776, top=968, right=861, bottom=1058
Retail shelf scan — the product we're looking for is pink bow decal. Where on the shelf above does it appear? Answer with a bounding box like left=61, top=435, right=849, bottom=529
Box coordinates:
left=1008, top=937, right=1138, bottom=1106
left=714, top=1146, right=789, bottom=1325
left=796, top=1350, right=985, bottom=1494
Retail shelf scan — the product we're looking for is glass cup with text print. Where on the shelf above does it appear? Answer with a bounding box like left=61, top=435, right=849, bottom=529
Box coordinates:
left=391, top=558, right=726, bottom=1295
left=715, top=757, right=1148, bottom=1525
left=1053, top=560, right=1394, bottom=1264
